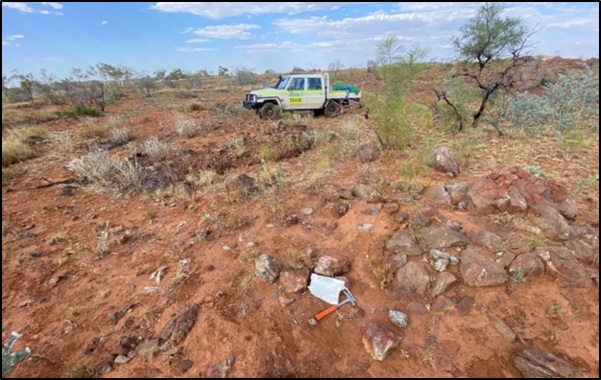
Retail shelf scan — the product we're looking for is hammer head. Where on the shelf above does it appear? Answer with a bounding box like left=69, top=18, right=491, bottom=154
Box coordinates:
left=341, top=289, right=356, bottom=306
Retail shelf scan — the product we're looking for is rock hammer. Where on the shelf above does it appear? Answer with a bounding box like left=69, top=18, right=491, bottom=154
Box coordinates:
left=308, top=289, right=356, bottom=326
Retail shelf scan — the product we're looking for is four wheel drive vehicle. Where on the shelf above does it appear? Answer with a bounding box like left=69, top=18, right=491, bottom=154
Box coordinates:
left=243, top=73, right=361, bottom=120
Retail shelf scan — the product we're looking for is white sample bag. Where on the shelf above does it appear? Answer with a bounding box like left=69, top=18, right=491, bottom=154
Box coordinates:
left=308, top=273, right=347, bottom=305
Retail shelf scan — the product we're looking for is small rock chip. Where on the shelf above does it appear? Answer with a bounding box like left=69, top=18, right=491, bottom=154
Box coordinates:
left=389, top=310, right=409, bottom=328
left=176, top=359, right=193, bottom=374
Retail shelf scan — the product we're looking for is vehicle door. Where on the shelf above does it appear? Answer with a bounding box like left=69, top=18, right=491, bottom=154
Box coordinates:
left=284, top=77, right=307, bottom=110
left=304, top=76, right=326, bottom=109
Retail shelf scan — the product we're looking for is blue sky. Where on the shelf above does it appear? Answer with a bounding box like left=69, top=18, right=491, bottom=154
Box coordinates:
left=2, top=2, right=599, bottom=79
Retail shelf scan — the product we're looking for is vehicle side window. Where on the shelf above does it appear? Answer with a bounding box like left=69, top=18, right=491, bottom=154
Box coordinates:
left=289, top=78, right=305, bottom=91
left=308, top=78, right=322, bottom=90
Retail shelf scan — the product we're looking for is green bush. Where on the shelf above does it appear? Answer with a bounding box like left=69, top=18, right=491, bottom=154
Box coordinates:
left=2, top=331, right=30, bottom=377
left=366, top=36, right=427, bottom=150
left=494, top=66, right=599, bottom=133
left=59, top=106, right=103, bottom=118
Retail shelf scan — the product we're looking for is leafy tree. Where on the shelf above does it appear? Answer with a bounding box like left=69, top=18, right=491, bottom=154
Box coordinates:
left=234, top=66, right=255, bottom=85
left=2, top=74, right=15, bottom=102
left=328, top=59, right=344, bottom=80
left=218, top=66, right=229, bottom=76
left=16, top=73, right=36, bottom=101
left=154, top=69, right=166, bottom=80
left=165, top=68, right=187, bottom=80
left=37, top=69, right=64, bottom=104
left=138, top=75, right=157, bottom=97
left=96, top=63, right=131, bottom=100
left=435, top=2, right=537, bottom=132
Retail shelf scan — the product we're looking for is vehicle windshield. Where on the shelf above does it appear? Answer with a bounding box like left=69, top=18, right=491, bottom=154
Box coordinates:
left=275, top=77, right=290, bottom=90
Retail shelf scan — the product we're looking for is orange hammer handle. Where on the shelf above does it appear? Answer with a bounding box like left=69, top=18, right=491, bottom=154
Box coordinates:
left=314, top=304, right=339, bottom=321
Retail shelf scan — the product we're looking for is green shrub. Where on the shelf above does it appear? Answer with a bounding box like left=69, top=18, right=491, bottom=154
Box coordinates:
left=366, top=36, right=427, bottom=150
left=494, top=66, right=599, bottom=133
left=59, top=106, right=103, bottom=118
left=2, top=331, right=30, bottom=377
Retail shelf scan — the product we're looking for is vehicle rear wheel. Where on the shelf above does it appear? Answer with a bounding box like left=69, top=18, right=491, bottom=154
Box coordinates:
left=324, top=101, right=341, bottom=118
left=260, top=103, right=281, bottom=120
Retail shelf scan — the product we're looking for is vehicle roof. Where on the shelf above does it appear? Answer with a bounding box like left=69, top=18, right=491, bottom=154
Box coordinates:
left=283, top=73, right=328, bottom=78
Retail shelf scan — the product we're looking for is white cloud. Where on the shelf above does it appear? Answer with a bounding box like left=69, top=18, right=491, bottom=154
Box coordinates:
left=274, top=11, right=437, bottom=38
left=235, top=38, right=379, bottom=54
left=2, top=3, right=34, bottom=13
left=3, top=34, right=25, bottom=47
left=2, top=2, right=63, bottom=15
left=101, top=20, right=108, bottom=25
left=192, top=24, right=260, bottom=40
left=42, top=2, right=63, bottom=10
left=6, top=34, right=25, bottom=40
left=547, top=18, right=596, bottom=30
left=185, top=38, right=209, bottom=43
left=150, top=2, right=350, bottom=19
left=176, top=47, right=217, bottom=52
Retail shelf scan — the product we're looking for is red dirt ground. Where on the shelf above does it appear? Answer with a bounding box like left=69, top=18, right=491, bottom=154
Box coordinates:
left=2, top=65, right=599, bottom=378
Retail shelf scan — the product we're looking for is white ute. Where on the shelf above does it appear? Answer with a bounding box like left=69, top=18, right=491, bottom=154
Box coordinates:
left=243, top=73, right=361, bottom=119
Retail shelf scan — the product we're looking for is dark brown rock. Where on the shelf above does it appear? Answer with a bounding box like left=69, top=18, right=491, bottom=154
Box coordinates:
left=383, top=202, right=399, bottom=215
left=423, top=227, right=469, bottom=249
left=528, top=203, right=571, bottom=241
left=395, top=261, right=431, bottom=297
left=427, top=146, right=460, bottom=177
left=445, top=182, right=469, bottom=205
left=546, top=247, right=590, bottom=288
left=558, top=198, right=578, bottom=220
left=356, top=144, right=380, bottom=163
left=514, top=348, right=586, bottom=378
left=455, top=296, right=475, bottom=315
left=176, top=359, right=193, bottom=374
left=159, top=304, right=200, bottom=347
left=423, top=186, right=451, bottom=206
left=510, top=253, right=544, bottom=278
left=279, top=268, right=310, bottom=294
left=431, top=272, right=458, bottom=297
left=408, top=214, right=432, bottom=229
left=207, top=356, right=235, bottom=378
left=333, top=201, right=351, bottom=218
left=431, top=296, right=454, bottom=312
left=386, top=231, right=423, bottom=256
left=224, top=173, right=259, bottom=194
left=392, top=211, right=409, bottom=223
left=382, top=253, right=408, bottom=273
left=352, top=184, right=382, bottom=203
left=467, top=230, right=504, bottom=252
left=336, top=185, right=354, bottom=200
left=486, top=310, right=516, bottom=343
left=314, top=255, right=350, bottom=276
left=460, top=247, right=507, bottom=287
left=361, top=321, right=402, bottom=361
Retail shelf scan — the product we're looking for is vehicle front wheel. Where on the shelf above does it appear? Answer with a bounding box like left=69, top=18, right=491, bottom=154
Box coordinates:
left=260, top=103, right=281, bottom=120
left=324, top=101, right=341, bottom=118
